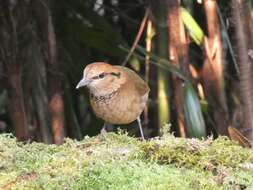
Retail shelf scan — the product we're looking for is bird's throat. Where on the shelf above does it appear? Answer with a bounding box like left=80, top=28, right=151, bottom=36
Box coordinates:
left=90, top=90, right=118, bottom=103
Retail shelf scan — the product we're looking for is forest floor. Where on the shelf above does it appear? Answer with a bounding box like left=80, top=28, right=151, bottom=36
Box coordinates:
left=0, top=132, right=253, bottom=190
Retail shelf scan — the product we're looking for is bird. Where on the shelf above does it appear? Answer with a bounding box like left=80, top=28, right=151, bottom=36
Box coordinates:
left=76, top=62, right=150, bottom=140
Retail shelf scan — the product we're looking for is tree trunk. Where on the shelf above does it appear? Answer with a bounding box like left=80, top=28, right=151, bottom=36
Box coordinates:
left=46, top=8, right=65, bottom=144
left=6, top=64, right=29, bottom=140
left=152, top=0, right=171, bottom=132
left=32, top=43, right=53, bottom=143
left=167, top=0, right=188, bottom=137
left=64, top=82, right=82, bottom=140
left=231, top=0, right=253, bottom=140
left=0, top=1, right=30, bottom=140
left=33, top=0, right=66, bottom=144
left=202, top=0, right=228, bottom=135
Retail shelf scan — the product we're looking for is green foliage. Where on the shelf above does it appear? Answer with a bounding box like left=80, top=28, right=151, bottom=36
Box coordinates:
left=129, top=56, right=141, bottom=71
left=57, top=0, right=126, bottom=57
left=56, top=0, right=127, bottom=84
left=1, top=133, right=253, bottom=189
left=180, top=7, right=204, bottom=45
left=120, top=45, right=189, bottom=81
left=183, top=82, right=206, bottom=138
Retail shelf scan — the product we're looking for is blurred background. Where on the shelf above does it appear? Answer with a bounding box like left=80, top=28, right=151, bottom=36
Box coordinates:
left=0, top=0, right=253, bottom=145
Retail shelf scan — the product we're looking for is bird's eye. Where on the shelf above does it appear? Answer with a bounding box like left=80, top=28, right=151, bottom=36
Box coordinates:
left=98, top=73, right=105, bottom=79
left=91, top=72, right=107, bottom=80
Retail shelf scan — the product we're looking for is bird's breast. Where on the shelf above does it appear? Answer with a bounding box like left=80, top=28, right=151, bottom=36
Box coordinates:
left=90, top=88, right=148, bottom=124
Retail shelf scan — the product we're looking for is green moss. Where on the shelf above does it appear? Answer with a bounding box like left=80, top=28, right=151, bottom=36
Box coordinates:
left=74, top=160, right=221, bottom=190
left=0, top=133, right=253, bottom=189
left=138, top=135, right=253, bottom=168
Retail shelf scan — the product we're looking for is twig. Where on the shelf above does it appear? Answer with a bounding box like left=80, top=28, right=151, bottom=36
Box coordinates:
left=121, top=7, right=150, bottom=66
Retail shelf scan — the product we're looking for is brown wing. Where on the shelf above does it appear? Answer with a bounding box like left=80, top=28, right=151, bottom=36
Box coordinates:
left=114, top=66, right=150, bottom=96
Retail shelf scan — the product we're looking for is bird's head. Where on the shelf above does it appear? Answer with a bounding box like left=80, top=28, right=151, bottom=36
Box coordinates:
left=76, top=62, right=126, bottom=95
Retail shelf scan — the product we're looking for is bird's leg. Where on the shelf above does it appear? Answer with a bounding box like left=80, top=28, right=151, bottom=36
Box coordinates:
left=137, top=116, right=145, bottom=140
left=100, top=122, right=108, bottom=135
left=100, top=122, right=114, bottom=136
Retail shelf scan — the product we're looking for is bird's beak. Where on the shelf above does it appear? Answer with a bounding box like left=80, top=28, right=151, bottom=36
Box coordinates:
left=76, top=78, right=91, bottom=89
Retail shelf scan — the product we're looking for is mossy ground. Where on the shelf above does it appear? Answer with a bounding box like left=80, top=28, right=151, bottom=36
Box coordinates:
left=0, top=132, right=253, bottom=190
